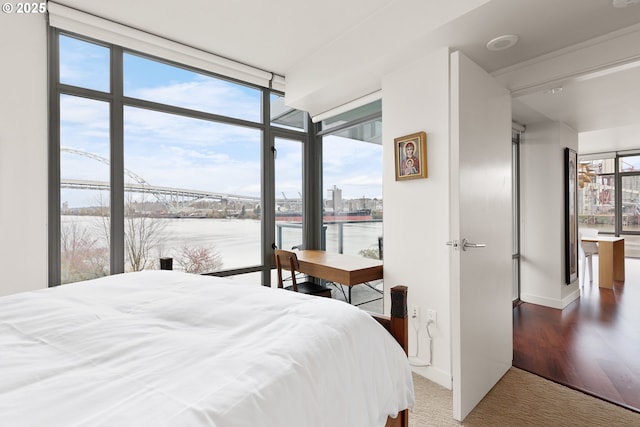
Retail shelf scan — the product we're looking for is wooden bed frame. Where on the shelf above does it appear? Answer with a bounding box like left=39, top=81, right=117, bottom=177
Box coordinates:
left=160, top=260, right=410, bottom=426
left=372, top=285, right=409, bottom=427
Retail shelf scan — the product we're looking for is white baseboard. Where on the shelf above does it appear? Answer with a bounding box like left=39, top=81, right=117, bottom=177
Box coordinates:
left=411, top=365, right=451, bottom=390
left=521, top=288, right=580, bottom=309
left=520, top=293, right=562, bottom=308
left=561, top=288, right=581, bottom=308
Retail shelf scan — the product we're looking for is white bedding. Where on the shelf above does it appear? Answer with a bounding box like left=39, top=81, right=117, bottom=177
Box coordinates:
left=0, top=270, right=414, bottom=427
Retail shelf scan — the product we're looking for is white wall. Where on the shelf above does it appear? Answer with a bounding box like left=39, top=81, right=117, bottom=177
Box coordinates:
left=520, top=120, right=580, bottom=308
left=579, top=124, right=640, bottom=154
left=382, top=48, right=452, bottom=388
left=0, top=14, right=48, bottom=296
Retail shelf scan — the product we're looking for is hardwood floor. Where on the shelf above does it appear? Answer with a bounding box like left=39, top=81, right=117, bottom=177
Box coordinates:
left=513, top=255, right=640, bottom=413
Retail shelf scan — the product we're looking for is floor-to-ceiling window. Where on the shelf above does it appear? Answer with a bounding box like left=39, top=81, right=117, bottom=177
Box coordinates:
left=318, top=100, right=383, bottom=259
left=270, top=93, right=308, bottom=251
left=618, top=154, right=640, bottom=256
left=578, top=152, right=640, bottom=256
left=57, top=35, right=112, bottom=284
left=50, top=31, right=309, bottom=286
left=316, top=100, right=383, bottom=308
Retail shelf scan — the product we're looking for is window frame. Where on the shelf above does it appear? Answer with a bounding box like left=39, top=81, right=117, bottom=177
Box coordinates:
left=48, top=28, right=313, bottom=286
left=577, top=151, right=640, bottom=237
left=317, top=103, right=383, bottom=256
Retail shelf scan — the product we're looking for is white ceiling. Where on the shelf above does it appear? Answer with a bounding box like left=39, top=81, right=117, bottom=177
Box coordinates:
left=55, top=0, right=640, bottom=150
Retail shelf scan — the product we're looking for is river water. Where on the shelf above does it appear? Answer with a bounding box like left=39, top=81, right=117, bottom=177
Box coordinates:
left=62, top=215, right=383, bottom=273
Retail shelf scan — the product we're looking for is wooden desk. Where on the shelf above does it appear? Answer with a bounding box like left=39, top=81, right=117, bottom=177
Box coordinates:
left=581, top=236, right=625, bottom=288
left=295, top=250, right=383, bottom=303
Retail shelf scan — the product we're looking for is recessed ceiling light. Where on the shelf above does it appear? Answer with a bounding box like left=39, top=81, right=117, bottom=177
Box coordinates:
left=612, top=0, right=640, bottom=8
left=486, top=35, right=519, bottom=51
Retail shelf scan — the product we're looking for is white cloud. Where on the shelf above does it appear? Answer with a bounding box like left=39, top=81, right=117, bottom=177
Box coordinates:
left=59, top=35, right=110, bottom=91
left=127, top=77, right=261, bottom=122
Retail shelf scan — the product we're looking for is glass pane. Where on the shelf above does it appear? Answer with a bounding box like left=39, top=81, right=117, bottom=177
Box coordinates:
left=274, top=137, right=303, bottom=250
left=322, top=134, right=383, bottom=258
left=589, top=158, right=615, bottom=174
left=59, top=35, right=110, bottom=92
left=270, top=93, right=307, bottom=131
left=621, top=234, right=640, bottom=258
left=578, top=161, right=615, bottom=233
left=324, top=222, right=383, bottom=257
left=330, top=119, right=382, bottom=144
left=124, top=53, right=261, bottom=122
left=60, top=95, right=111, bottom=284
left=321, top=99, right=381, bottom=133
left=621, top=175, right=640, bottom=233
left=124, top=106, right=262, bottom=273
left=620, top=155, right=640, bottom=172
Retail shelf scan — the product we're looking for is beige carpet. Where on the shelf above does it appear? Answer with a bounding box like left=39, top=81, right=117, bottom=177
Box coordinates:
left=410, top=367, right=640, bottom=426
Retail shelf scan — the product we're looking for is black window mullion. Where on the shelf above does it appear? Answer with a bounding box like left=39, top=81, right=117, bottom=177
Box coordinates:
left=262, top=88, right=274, bottom=286
left=111, top=46, right=125, bottom=274
left=48, top=27, right=62, bottom=287
left=58, top=84, right=112, bottom=101
left=303, top=119, right=322, bottom=250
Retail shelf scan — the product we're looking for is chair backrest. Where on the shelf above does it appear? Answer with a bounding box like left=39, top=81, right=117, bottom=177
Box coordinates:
left=580, top=228, right=599, bottom=237
left=578, top=232, right=585, bottom=257
left=274, top=249, right=301, bottom=291
left=579, top=228, right=599, bottom=255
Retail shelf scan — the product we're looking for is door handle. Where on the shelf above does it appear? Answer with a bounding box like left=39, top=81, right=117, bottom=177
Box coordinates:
left=461, top=238, right=486, bottom=251
left=446, top=240, right=460, bottom=250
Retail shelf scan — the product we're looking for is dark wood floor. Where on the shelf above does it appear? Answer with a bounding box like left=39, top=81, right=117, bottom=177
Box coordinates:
left=513, top=256, right=640, bottom=413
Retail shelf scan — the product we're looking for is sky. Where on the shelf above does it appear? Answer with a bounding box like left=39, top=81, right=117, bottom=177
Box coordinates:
left=58, top=35, right=382, bottom=208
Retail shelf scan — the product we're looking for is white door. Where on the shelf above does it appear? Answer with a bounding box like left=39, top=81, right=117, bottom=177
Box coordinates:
left=449, top=51, right=513, bottom=421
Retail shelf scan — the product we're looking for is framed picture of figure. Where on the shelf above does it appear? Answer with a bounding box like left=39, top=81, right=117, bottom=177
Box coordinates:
left=394, top=131, right=428, bottom=181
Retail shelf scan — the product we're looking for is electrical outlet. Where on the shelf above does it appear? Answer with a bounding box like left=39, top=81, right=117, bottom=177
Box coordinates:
left=410, top=305, right=420, bottom=319
left=427, top=309, right=437, bottom=325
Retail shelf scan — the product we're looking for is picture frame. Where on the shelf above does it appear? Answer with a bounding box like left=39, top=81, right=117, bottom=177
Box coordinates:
left=394, top=131, right=428, bottom=180
left=565, top=147, right=578, bottom=284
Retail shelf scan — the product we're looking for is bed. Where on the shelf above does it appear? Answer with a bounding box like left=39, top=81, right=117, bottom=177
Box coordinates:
left=0, top=270, right=414, bottom=426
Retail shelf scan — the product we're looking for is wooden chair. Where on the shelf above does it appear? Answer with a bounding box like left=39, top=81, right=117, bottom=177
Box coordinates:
left=274, top=249, right=332, bottom=298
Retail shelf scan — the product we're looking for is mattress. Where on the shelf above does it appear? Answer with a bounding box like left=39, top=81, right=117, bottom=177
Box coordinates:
left=0, top=270, right=414, bottom=427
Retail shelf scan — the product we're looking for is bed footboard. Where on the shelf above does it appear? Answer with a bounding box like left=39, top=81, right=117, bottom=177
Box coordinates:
left=369, top=285, right=408, bottom=353
left=369, top=285, right=409, bottom=427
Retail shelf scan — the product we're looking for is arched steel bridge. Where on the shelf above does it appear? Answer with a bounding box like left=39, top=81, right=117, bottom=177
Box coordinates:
left=61, top=148, right=260, bottom=213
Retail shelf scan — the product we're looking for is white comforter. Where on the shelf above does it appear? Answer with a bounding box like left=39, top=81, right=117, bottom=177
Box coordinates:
left=0, top=270, right=414, bottom=427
